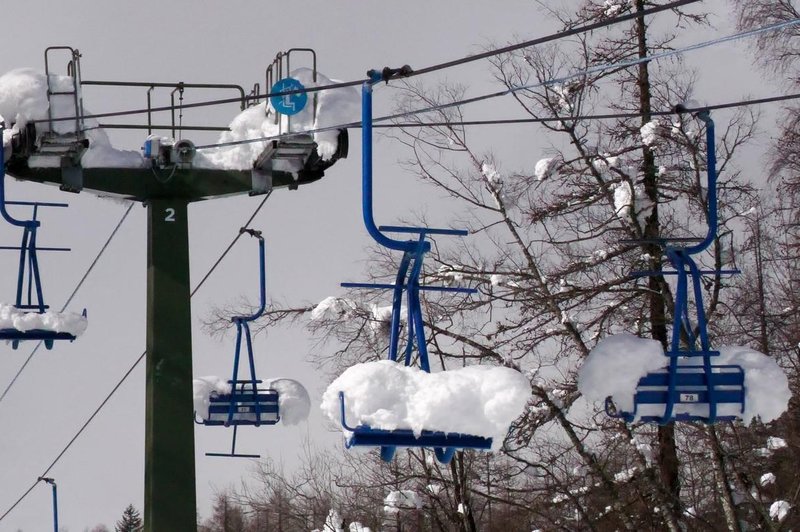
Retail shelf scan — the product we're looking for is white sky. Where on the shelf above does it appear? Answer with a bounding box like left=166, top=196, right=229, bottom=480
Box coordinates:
left=0, top=1, right=778, bottom=530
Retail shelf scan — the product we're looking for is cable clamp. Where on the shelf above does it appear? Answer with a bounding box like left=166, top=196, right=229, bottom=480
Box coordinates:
left=367, top=65, right=414, bottom=84
left=674, top=103, right=709, bottom=119
left=239, top=227, right=262, bottom=238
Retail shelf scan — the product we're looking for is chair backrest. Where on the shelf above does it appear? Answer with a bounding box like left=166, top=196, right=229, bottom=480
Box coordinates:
left=632, top=364, right=745, bottom=423
left=204, top=388, right=280, bottom=426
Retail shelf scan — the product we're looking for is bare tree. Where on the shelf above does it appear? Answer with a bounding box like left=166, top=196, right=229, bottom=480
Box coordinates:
left=203, top=2, right=770, bottom=529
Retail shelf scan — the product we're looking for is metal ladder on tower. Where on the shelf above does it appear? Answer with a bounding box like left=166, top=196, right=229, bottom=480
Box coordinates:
left=257, top=48, right=348, bottom=188
left=28, top=46, right=88, bottom=192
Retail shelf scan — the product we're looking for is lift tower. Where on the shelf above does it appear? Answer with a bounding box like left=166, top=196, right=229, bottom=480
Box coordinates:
left=4, top=47, right=346, bottom=532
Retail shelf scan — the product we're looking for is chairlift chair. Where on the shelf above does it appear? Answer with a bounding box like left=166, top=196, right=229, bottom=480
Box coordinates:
left=336, top=67, right=491, bottom=463
left=605, top=109, right=745, bottom=424
left=195, top=229, right=280, bottom=458
left=0, top=124, right=82, bottom=350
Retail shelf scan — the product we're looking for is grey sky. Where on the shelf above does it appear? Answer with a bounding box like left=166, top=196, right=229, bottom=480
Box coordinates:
left=0, top=1, right=775, bottom=530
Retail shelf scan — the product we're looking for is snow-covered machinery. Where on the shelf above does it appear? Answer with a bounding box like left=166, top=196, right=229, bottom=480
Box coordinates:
left=605, top=109, right=746, bottom=424
left=142, top=137, right=197, bottom=170
left=194, top=229, right=280, bottom=458
left=0, top=123, right=86, bottom=350
left=336, top=67, right=492, bottom=464
left=3, top=46, right=349, bottom=201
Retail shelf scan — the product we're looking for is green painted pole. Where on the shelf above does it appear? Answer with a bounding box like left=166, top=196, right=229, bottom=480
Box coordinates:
left=144, top=198, right=196, bottom=532
left=2, top=113, right=344, bottom=529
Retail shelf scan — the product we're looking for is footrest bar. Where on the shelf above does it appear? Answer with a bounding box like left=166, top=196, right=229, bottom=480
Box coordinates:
left=379, top=225, right=469, bottom=236
left=632, top=269, right=740, bottom=277
left=341, top=282, right=476, bottom=294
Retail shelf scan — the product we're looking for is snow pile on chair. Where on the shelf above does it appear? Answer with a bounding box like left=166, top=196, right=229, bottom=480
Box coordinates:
left=192, top=375, right=310, bottom=424
left=321, top=360, right=531, bottom=448
left=577, top=333, right=790, bottom=424
left=0, top=303, right=87, bottom=336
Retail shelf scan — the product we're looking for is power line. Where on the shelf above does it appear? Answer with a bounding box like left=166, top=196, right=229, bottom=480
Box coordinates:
left=194, top=18, right=800, bottom=151
left=374, top=92, right=800, bottom=128
left=98, top=92, right=800, bottom=134
left=0, top=192, right=272, bottom=524
left=190, top=189, right=273, bottom=298
left=0, top=347, right=146, bottom=523
left=32, top=0, right=701, bottom=127
left=374, top=18, right=800, bottom=126
left=0, top=202, right=135, bottom=406
left=410, top=0, right=701, bottom=77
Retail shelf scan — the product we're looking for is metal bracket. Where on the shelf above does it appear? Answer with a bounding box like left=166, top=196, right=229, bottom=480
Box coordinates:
left=250, top=166, right=272, bottom=196
left=59, top=141, right=87, bottom=193
left=60, top=162, right=83, bottom=193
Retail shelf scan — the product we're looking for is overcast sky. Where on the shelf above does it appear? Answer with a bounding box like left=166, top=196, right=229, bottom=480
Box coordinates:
left=0, top=1, right=777, bottom=530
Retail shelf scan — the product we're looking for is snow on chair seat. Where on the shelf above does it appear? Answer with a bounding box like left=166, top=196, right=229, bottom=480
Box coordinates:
left=579, top=334, right=790, bottom=425
left=322, top=360, right=530, bottom=464
left=195, top=376, right=310, bottom=426
left=0, top=304, right=87, bottom=349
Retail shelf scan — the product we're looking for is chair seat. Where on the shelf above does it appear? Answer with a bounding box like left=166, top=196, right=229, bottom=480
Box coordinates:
left=0, top=328, right=76, bottom=350
left=346, top=427, right=493, bottom=464
left=338, top=391, right=492, bottom=463
left=346, top=426, right=493, bottom=450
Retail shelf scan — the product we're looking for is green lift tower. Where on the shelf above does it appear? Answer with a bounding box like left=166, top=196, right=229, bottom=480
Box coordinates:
left=3, top=46, right=346, bottom=531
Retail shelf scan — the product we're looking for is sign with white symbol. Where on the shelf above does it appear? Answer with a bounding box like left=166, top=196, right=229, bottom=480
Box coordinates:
left=270, top=77, right=307, bottom=116
left=679, top=393, right=699, bottom=403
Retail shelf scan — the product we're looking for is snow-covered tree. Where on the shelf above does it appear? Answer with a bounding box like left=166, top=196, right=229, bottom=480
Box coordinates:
left=204, top=1, right=790, bottom=530
left=700, top=2, right=800, bottom=528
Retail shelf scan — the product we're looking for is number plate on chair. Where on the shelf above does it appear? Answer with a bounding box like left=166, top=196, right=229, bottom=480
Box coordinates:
left=679, top=393, right=699, bottom=402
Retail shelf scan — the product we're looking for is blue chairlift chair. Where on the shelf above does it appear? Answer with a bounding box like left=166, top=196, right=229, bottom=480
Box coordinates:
left=195, top=229, right=280, bottom=458
left=337, top=67, right=492, bottom=463
left=0, top=124, right=82, bottom=350
left=605, top=109, right=745, bottom=424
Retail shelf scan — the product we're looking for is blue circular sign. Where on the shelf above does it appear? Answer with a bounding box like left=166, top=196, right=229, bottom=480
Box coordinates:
left=270, top=78, right=308, bottom=116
